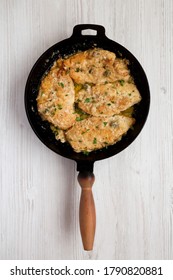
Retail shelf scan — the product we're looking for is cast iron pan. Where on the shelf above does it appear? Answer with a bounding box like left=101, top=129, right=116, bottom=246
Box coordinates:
left=25, top=24, right=150, bottom=250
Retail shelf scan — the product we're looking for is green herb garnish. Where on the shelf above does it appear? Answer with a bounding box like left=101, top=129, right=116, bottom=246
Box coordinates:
left=81, top=129, right=90, bottom=134
left=57, top=104, right=63, bottom=110
left=58, top=82, right=64, bottom=88
left=103, top=122, right=107, bottom=126
left=93, top=138, right=97, bottom=144
left=84, top=98, right=91, bottom=103
left=103, top=69, right=111, bottom=77
left=83, top=151, right=89, bottom=155
left=51, top=108, right=57, bottom=116
left=119, top=79, right=125, bottom=86
left=74, top=104, right=89, bottom=120
left=75, top=68, right=82, bottom=72
left=117, top=51, right=122, bottom=57
left=76, top=116, right=82, bottom=121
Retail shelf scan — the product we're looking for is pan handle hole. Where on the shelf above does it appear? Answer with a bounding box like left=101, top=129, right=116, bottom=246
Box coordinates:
left=82, top=29, right=97, bottom=36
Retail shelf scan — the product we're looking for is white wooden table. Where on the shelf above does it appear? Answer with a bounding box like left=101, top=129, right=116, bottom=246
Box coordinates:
left=0, top=0, right=173, bottom=260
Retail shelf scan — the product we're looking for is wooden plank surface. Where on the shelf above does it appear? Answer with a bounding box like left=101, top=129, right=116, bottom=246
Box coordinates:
left=0, top=0, right=173, bottom=259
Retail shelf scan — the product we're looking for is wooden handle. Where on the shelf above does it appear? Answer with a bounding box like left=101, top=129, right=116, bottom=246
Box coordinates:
left=77, top=171, right=96, bottom=251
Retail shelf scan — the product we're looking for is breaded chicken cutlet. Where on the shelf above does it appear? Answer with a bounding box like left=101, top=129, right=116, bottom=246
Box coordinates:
left=64, top=49, right=130, bottom=84
left=37, top=68, right=76, bottom=130
left=77, top=81, right=141, bottom=116
left=37, top=48, right=141, bottom=153
left=65, top=115, right=135, bottom=153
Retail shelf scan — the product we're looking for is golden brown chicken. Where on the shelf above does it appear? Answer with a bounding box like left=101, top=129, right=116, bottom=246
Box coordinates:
left=37, top=48, right=141, bottom=153
left=77, top=81, right=141, bottom=116
left=37, top=68, right=76, bottom=130
left=65, top=115, right=135, bottom=152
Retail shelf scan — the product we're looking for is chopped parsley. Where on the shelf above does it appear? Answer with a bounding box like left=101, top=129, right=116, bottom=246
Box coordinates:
left=57, top=104, right=63, bottom=110
left=84, top=98, right=91, bottom=103
left=75, top=104, right=89, bottom=120
left=119, top=79, right=125, bottom=86
left=93, top=138, right=97, bottom=144
left=103, top=122, right=108, bottom=126
left=51, top=108, right=57, bottom=116
left=83, top=151, right=89, bottom=155
left=117, top=50, right=122, bottom=57
left=58, top=82, right=64, bottom=88
left=76, top=116, right=82, bottom=121
left=81, top=129, right=90, bottom=134
left=107, top=103, right=111, bottom=106
left=75, top=68, right=82, bottom=72
left=103, top=69, right=111, bottom=77
left=128, top=93, right=132, bottom=96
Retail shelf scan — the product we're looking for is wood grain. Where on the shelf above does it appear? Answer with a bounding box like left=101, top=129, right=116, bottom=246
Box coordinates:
left=78, top=172, right=96, bottom=251
left=0, top=0, right=173, bottom=259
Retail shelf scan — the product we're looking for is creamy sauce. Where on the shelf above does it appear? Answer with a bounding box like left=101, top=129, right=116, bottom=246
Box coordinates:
left=37, top=48, right=141, bottom=153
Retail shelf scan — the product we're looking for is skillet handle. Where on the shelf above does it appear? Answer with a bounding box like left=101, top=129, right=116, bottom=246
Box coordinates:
left=72, top=24, right=105, bottom=37
left=77, top=171, right=96, bottom=251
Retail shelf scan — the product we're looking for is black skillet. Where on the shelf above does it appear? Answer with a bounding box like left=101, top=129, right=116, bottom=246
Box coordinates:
left=25, top=24, right=150, bottom=250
